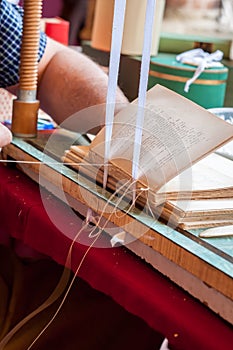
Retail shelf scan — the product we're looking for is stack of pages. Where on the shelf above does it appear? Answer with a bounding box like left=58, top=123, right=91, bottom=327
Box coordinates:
left=63, top=85, right=233, bottom=230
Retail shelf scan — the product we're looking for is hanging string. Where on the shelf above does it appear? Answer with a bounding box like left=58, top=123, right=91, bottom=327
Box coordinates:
left=88, top=178, right=133, bottom=238
left=0, top=2, right=159, bottom=343
left=132, top=0, right=157, bottom=201
left=26, top=177, right=143, bottom=349
left=0, top=166, right=144, bottom=349
left=103, top=0, right=127, bottom=189
left=26, top=222, right=100, bottom=350
left=0, top=159, right=108, bottom=167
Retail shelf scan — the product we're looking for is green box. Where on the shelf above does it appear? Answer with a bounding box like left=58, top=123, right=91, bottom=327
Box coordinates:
left=222, top=59, right=233, bottom=107
left=159, top=32, right=232, bottom=59
left=81, top=41, right=230, bottom=107
left=148, top=53, right=229, bottom=109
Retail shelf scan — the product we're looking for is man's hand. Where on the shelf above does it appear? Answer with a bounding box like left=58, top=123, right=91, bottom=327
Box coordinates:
left=0, top=123, right=12, bottom=148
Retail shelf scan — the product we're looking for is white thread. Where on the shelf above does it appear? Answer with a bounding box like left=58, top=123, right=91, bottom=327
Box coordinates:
left=0, top=208, right=106, bottom=348
left=88, top=178, right=133, bottom=238
left=0, top=168, right=155, bottom=348
left=109, top=182, right=137, bottom=218
left=85, top=208, right=100, bottom=226
left=25, top=181, right=140, bottom=348
left=103, top=0, right=127, bottom=189
left=26, top=223, right=101, bottom=350
left=0, top=159, right=111, bottom=167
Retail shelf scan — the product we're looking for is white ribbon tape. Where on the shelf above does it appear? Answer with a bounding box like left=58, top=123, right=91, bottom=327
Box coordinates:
left=132, top=0, right=157, bottom=183
left=103, top=0, right=127, bottom=188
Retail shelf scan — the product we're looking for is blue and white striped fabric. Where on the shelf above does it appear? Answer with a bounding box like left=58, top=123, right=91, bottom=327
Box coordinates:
left=0, top=0, right=47, bottom=88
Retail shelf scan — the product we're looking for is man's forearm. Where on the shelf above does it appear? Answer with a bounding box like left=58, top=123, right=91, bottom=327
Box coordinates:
left=37, top=38, right=128, bottom=131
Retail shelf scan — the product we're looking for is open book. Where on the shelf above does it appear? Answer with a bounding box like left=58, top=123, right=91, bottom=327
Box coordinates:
left=63, top=85, right=233, bottom=226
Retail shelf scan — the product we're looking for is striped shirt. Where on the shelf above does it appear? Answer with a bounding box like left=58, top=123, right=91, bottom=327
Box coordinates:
left=0, top=0, right=47, bottom=88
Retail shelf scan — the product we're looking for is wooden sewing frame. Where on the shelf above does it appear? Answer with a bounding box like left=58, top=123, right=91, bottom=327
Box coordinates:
left=1, top=0, right=233, bottom=325
left=2, top=131, right=233, bottom=325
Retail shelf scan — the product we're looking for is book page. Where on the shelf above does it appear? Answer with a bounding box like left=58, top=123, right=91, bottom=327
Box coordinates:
left=89, top=85, right=233, bottom=191
left=168, top=198, right=233, bottom=216
left=158, top=152, right=233, bottom=194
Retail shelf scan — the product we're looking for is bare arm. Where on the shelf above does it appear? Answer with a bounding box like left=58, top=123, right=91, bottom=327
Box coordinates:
left=37, top=38, right=128, bottom=131
left=0, top=123, right=12, bottom=148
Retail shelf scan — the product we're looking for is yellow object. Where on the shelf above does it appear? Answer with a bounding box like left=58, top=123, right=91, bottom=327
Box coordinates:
left=91, top=0, right=165, bottom=55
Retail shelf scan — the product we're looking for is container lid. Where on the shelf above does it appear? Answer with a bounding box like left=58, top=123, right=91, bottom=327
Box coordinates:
left=150, top=53, right=228, bottom=79
left=151, top=53, right=228, bottom=71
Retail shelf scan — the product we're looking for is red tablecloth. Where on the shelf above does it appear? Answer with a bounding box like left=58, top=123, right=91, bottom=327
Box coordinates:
left=0, top=163, right=232, bottom=349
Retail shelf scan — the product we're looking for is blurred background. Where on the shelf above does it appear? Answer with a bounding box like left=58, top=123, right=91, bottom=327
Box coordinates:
left=41, top=0, right=233, bottom=45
